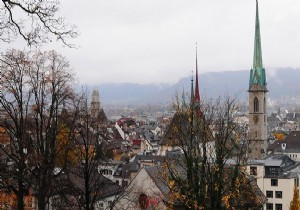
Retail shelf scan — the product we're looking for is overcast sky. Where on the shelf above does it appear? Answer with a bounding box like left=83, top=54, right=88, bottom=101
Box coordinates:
left=9, top=0, right=300, bottom=85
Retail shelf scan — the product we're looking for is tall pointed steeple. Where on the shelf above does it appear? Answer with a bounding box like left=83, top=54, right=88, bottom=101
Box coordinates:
left=249, top=0, right=266, bottom=89
left=194, top=44, right=201, bottom=117
left=248, top=0, right=268, bottom=160
left=194, top=44, right=200, bottom=104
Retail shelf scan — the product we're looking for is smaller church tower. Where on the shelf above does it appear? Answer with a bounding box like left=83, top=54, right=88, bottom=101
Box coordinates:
left=91, top=88, right=101, bottom=118
left=248, top=0, right=268, bottom=159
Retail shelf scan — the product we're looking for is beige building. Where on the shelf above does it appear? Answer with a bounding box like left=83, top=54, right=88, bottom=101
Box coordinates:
left=116, top=166, right=167, bottom=210
left=247, top=155, right=300, bottom=210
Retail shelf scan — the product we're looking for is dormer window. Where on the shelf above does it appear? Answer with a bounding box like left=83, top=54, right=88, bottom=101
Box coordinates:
left=254, top=97, right=259, bottom=113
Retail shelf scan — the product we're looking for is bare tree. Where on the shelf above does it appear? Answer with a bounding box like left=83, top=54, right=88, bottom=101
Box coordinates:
left=29, top=50, right=75, bottom=210
left=52, top=92, right=121, bottom=210
left=71, top=94, right=104, bottom=210
left=0, top=0, right=77, bottom=46
left=0, top=49, right=76, bottom=210
left=160, top=95, right=264, bottom=209
left=0, top=50, right=34, bottom=210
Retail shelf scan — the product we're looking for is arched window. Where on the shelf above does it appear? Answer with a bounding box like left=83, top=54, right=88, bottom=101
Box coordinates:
left=139, top=194, right=149, bottom=209
left=254, top=97, right=259, bottom=113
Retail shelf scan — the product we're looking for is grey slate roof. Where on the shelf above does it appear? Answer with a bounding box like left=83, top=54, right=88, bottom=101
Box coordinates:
left=267, top=131, right=300, bottom=153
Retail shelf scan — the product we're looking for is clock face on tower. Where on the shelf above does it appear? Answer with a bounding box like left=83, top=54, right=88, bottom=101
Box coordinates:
left=253, top=115, right=259, bottom=124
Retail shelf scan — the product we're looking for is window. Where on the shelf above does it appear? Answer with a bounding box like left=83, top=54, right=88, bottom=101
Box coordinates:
left=108, top=201, right=112, bottom=206
left=266, top=203, right=273, bottom=210
left=139, top=194, right=149, bottom=209
left=116, top=180, right=119, bottom=185
left=266, top=191, right=273, bottom=198
left=254, top=97, right=259, bottom=112
left=250, top=166, right=257, bottom=176
left=271, top=179, right=278, bottom=186
left=264, top=97, right=266, bottom=113
left=275, top=191, right=282, bottom=198
left=275, top=204, right=282, bottom=210
left=100, top=169, right=112, bottom=175
left=295, top=178, right=299, bottom=187
left=122, top=180, right=128, bottom=187
left=266, top=167, right=280, bottom=177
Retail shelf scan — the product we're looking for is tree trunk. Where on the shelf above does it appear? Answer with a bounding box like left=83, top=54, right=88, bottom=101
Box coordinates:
left=38, top=191, right=47, bottom=210
left=37, top=170, right=50, bottom=210
left=17, top=180, right=24, bottom=210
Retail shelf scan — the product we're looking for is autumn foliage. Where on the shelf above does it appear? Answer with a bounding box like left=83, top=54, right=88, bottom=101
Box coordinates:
left=160, top=96, right=266, bottom=210
left=290, top=186, right=300, bottom=210
left=0, top=191, right=34, bottom=210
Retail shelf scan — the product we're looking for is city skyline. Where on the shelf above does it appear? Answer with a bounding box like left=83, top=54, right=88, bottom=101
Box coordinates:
left=5, top=0, right=300, bottom=85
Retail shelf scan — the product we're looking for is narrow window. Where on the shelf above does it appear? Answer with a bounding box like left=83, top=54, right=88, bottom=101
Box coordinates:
left=264, top=97, right=266, bottom=122
left=295, top=178, right=299, bottom=187
left=254, top=97, right=259, bottom=112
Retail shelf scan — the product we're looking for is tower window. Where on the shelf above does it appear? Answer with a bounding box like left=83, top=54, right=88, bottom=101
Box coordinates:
left=254, top=97, right=259, bottom=112
left=264, top=97, right=266, bottom=113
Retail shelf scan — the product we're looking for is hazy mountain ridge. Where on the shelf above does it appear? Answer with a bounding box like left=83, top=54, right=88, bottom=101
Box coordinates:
left=96, top=68, right=300, bottom=105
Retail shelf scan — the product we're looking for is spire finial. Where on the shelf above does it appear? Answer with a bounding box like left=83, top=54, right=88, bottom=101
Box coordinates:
left=195, top=44, right=200, bottom=104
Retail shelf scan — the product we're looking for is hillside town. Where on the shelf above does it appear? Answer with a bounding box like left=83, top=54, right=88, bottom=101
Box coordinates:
left=0, top=1, right=300, bottom=210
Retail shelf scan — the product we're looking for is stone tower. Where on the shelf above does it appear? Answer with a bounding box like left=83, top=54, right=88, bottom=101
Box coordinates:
left=248, top=0, right=268, bottom=159
left=91, top=88, right=101, bottom=118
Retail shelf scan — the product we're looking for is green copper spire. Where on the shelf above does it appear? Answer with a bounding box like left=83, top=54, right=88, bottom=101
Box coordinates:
left=249, top=0, right=266, bottom=88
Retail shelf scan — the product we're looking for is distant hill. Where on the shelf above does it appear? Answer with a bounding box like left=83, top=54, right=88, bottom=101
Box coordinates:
left=96, top=68, right=300, bottom=105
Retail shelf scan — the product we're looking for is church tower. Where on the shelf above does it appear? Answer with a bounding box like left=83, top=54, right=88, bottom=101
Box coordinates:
left=248, top=0, right=268, bottom=159
left=91, top=88, right=101, bottom=118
